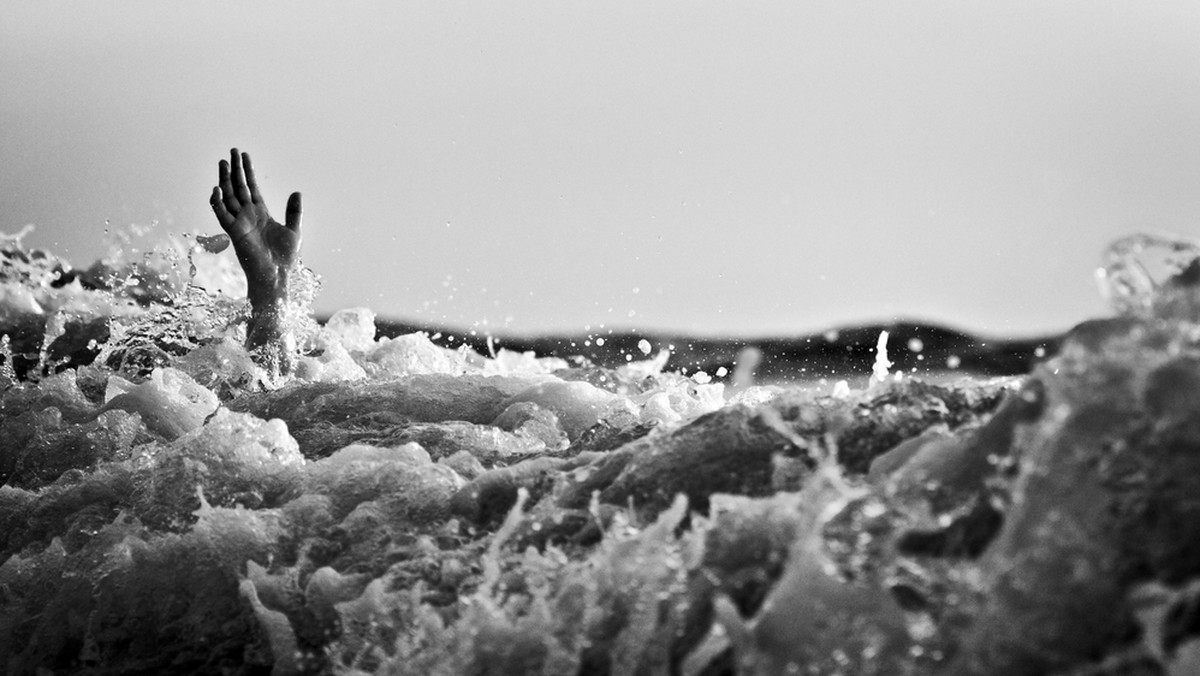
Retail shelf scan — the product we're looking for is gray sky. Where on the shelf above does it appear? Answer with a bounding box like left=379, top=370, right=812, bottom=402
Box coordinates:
left=4, top=2, right=1199, bottom=337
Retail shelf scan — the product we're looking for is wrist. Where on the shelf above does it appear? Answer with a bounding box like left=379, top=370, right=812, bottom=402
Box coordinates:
left=249, top=293, right=286, bottom=315
left=246, top=307, right=284, bottom=350
left=247, top=268, right=289, bottom=312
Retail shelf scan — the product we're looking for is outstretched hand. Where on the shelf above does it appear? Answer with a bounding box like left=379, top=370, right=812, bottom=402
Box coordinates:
left=209, top=148, right=302, bottom=313
left=210, top=148, right=302, bottom=367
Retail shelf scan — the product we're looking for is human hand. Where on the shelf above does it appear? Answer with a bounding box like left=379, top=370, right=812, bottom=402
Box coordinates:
left=209, top=148, right=302, bottom=313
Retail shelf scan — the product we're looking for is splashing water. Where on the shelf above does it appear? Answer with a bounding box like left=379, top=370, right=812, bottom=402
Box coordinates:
left=281, top=261, right=323, bottom=353
left=0, top=334, right=15, bottom=382
left=94, top=229, right=260, bottom=379
left=869, top=330, right=893, bottom=388
left=6, top=225, right=1200, bottom=675
left=77, top=223, right=323, bottom=384
left=1096, top=232, right=1200, bottom=317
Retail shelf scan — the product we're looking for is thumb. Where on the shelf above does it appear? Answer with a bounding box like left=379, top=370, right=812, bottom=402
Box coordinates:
left=285, top=192, right=302, bottom=235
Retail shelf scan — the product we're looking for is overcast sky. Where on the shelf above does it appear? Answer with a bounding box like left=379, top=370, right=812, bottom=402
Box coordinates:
left=4, top=2, right=1199, bottom=337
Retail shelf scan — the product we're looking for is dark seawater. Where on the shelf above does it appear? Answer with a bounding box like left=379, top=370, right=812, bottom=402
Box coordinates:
left=374, top=316, right=1061, bottom=384
left=6, top=230, right=1200, bottom=674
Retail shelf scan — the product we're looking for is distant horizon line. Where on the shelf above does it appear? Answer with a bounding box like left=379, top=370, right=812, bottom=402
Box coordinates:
left=355, top=312, right=1070, bottom=343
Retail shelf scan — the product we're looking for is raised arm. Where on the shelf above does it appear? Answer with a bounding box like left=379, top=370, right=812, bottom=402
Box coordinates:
left=209, top=148, right=302, bottom=372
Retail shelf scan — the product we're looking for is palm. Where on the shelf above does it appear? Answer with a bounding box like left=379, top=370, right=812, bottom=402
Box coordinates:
left=210, top=149, right=302, bottom=309
left=227, top=203, right=300, bottom=287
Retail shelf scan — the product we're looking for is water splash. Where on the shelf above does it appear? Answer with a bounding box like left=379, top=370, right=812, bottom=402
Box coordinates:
left=0, top=334, right=15, bottom=383
left=869, top=331, right=893, bottom=388
left=282, top=261, right=322, bottom=353
left=1096, top=232, right=1200, bottom=317
left=37, top=311, right=70, bottom=374
left=0, top=224, right=71, bottom=293
left=92, top=227, right=261, bottom=379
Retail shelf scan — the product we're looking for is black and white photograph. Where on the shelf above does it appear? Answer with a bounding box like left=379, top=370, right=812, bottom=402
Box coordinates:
left=3, top=2, right=1200, bottom=674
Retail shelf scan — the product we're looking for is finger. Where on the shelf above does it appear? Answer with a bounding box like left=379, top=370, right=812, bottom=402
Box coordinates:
left=285, top=192, right=302, bottom=236
left=230, top=148, right=253, bottom=205
left=242, top=152, right=264, bottom=204
left=210, top=187, right=234, bottom=229
left=219, top=159, right=240, bottom=213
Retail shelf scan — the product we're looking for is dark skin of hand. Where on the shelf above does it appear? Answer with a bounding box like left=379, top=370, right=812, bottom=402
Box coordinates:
left=209, top=148, right=302, bottom=358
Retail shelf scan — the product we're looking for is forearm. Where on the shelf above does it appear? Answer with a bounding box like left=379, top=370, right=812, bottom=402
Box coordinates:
left=246, top=299, right=286, bottom=351
left=243, top=264, right=293, bottom=373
